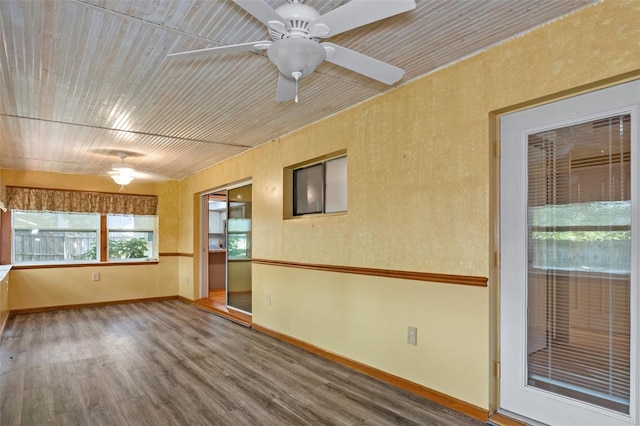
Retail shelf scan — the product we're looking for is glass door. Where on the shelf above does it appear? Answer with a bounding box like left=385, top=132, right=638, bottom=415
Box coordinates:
left=500, top=80, right=639, bottom=425
left=226, top=184, right=252, bottom=314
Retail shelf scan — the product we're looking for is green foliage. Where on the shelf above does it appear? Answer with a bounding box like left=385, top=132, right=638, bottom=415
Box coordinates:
left=532, top=231, right=630, bottom=242
left=75, top=245, right=97, bottom=260
left=110, top=238, right=148, bottom=259
left=76, top=238, right=148, bottom=260
left=227, top=235, right=243, bottom=258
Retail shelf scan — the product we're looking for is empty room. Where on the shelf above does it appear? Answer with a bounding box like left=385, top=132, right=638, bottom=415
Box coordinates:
left=1, top=0, right=640, bottom=425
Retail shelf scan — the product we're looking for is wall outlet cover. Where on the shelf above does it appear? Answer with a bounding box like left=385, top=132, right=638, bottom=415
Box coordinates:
left=407, top=326, right=417, bottom=346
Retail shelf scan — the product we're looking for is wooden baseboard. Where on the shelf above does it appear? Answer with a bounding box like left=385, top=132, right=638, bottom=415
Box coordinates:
left=9, top=295, right=179, bottom=315
left=488, top=412, right=531, bottom=426
left=177, top=296, right=194, bottom=304
left=252, top=323, right=488, bottom=422
left=0, top=313, right=9, bottom=342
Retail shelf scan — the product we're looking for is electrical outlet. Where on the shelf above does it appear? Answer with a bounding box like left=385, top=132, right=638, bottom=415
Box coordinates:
left=407, top=326, right=417, bottom=346
left=92, top=272, right=100, bottom=281
left=266, top=292, right=271, bottom=305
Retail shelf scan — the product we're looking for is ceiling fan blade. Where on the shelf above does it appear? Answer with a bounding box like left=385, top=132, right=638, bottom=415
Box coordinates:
left=233, top=0, right=287, bottom=27
left=310, top=0, right=416, bottom=38
left=108, top=168, right=169, bottom=182
left=276, top=73, right=296, bottom=102
left=322, top=43, right=404, bottom=85
left=168, top=41, right=271, bottom=60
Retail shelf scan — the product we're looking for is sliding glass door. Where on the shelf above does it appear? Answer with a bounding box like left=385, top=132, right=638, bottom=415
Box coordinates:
left=226, top=184, right=252, bottom=313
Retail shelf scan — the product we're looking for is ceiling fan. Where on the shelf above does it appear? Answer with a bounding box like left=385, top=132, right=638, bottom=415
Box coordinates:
left=107, top=152, right=167, bottom=187
left=168, top=0, right=416, bottom=102
left=109, top=152, right=136, bottom=186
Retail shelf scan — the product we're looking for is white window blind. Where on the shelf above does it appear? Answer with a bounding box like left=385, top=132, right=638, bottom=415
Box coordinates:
left=526, top=115, right=631, bottom=413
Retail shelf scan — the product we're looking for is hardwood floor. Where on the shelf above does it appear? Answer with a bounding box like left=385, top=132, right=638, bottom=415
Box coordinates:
left=195, top=290, right=251, bottom=326
left=0, top=300, right=485, bottom=426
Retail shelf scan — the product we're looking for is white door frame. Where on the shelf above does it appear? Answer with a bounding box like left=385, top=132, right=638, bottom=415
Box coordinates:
left=499, top=79, right=640, bottom=425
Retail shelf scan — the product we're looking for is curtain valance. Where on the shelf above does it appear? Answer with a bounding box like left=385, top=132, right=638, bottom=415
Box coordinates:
left=0, top=176, right=6, bottom=212
left=6, top=187, right=158, bottom=215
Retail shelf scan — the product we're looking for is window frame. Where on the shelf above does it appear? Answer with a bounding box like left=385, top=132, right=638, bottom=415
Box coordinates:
left=285, top=151, right=347, bottom=219
left=106, top=214, right=158, bottom=262
left=10, top=210, right=158, bottom=266
left=293, top=162, right=325, bottom=216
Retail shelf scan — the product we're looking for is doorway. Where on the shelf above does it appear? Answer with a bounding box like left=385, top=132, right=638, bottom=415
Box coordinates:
left=198, top=182, right=252, bottom=325
left=500, top=80, right=639, bottom=425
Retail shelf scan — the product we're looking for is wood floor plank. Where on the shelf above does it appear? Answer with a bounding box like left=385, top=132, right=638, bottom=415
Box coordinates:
left=50, top=361, right=77, bottom=383
left=73, top=357, right=103, bottom=378
left=77, top=376, right=118, bottom=412
left=25, top=349, right=50, bottom=368
left=127, top=367, right=179, bottom=406
left=0, top=369, right=25, bottom=425
left=56, top=408, right=93, bottom=426
left=0, top=350, right=27, bottom=372
left=87, top=405, right=129, bottom=426
left=21, top=386, right=55, bottom=425
left=117, top=395, right=172, bottom=426
left=51, top=377, right=85, bottom=415
left=69, top=344, right=94, bottom=362
left=0, top=300, right=485, bottom=426
left=101, top=363, right=145, bottom=402
left=23, top=365, right=51, bottom=391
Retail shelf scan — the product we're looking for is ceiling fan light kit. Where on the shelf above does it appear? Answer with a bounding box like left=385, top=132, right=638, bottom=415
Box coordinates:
left=168, top=0, right=416, bottom=102
left=110, top=153, right=135, bottom=186
left=111, top=171, right=134, bottom=186
left=267, top=37, right=325, bottom=79
left=111, top=164, right=134, bottom=186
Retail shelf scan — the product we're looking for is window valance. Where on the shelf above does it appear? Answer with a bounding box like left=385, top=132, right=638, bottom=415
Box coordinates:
left=6, top=187, right=158, bottom=216
left=0, top=176, right=6, bottom=212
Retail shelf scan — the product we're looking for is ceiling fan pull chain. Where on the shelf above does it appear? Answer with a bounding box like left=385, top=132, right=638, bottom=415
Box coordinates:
left=292, top=71, right=302, bottom=103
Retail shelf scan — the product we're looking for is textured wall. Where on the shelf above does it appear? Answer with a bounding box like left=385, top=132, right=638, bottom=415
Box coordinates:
left=183, top=0, right=640, bottom=410
left=1, top=170, right=180, bottom=309
left=9, top=1, right=640, bottom=410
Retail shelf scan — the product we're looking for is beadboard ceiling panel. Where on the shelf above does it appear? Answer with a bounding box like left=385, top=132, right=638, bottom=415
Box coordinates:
left=0, top=0, right=597, bottom=181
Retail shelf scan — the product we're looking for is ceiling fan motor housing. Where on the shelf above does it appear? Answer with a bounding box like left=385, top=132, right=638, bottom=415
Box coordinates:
left=273, top=2, right=320, bottom=38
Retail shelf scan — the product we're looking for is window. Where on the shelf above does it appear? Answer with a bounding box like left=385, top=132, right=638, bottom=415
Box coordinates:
left=12, top=210, right=157, bottom=264
left=293, top=155, right=347, bottom=216
left=524, top=116, right=631, bottom=413
left=13, top=211, right=100, bottom=263
left=107, top=215, right=157, bottom=261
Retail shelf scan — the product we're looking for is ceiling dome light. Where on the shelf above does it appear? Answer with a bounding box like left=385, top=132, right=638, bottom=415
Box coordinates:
left=111, top=152, right=134, bottom=186
left=112, top=171, right=133, bottom=186
left=267, top=37, right=325, bottom=79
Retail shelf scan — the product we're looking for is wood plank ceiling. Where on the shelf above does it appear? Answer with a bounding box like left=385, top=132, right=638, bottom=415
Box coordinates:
left=0, top=0, right=597, bottom=181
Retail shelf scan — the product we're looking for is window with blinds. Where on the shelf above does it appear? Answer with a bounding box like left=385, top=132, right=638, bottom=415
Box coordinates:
left=526, top=115, right=631, bottom=413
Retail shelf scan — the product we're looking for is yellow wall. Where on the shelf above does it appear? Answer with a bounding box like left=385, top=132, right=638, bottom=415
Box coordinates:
left=177, top=0, right=640, bottom=411
left=9, top=259, right=178, bottom=309
left=1, top=170, right=181, bottom=310
left=0, top=268, right=9, bottom=335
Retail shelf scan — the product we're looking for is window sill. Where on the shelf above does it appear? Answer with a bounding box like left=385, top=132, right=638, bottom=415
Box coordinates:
left=12, top=260, right=159, bottom=269
left=284, top=211, right=347, bottom=220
